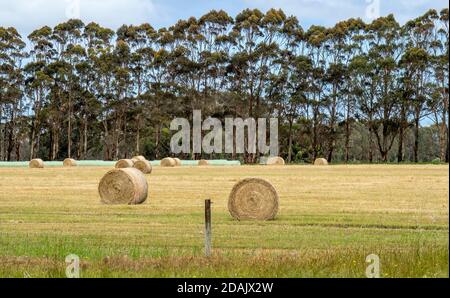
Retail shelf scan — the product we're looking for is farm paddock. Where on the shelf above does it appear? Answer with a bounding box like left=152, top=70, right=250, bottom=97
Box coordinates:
left=0, top=164, right=448, bottom=278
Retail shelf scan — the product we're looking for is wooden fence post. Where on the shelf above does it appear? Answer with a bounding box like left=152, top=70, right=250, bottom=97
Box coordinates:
left=205, top=199, right=212, bottom=257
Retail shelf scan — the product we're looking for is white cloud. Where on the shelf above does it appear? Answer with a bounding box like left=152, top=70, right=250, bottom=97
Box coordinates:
left=0, top=0, right=165, bottom=36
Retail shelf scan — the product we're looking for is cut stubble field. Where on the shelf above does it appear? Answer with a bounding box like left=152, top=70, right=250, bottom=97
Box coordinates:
left=0, top=164, right=448, bottom=278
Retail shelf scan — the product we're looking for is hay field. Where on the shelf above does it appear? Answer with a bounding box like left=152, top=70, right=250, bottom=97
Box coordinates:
left=0, top=165, right=448, bottom=278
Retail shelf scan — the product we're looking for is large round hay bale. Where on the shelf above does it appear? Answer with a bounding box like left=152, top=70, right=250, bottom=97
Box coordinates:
left=133, top=160, right=152, bottom=174
left=173, top=158, right=182, bottom=166
left=98, top=168, right=148, bottom=205
left=115, top=159, right=134, bottom=169
left=132, top=155, right=146, bottom=162
left=266, top=156, right=285, bottom=165
left=198, top=159, right=209, bottom=166
left=314, top=158, right=329, bottom=166
left=29, top=159, right=44, bottom=168
left=63, top=158, right=77, bottom=167
left=228, top=178, right=279, bottom=221
left=161, top=157, right=176, bottom=167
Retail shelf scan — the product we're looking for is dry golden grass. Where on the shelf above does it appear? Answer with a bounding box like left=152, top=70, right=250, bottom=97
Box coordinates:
left=0, top=164, right=448, bottom=277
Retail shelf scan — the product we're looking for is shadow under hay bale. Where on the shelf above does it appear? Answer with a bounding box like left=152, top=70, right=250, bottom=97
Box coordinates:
left=115, top=159, right=134, bottom=169
left=266, top=156, right=285, bottom=165
left=133, top=160, right=152, bottom=174
left=228, top=178, right=279, bottom=221
left=161, top=157, right=176, bottom=167
left=29, top=159, right=44, bottom=168
left=98, top=168, right=148, bottom=205
left=314, top=158, right=329, bottom=166
left=63, top=158, right=77, bottom=167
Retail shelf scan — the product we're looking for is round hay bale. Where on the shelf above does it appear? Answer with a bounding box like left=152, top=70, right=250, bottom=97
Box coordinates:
left=115, top=159, right=134, bottom=169
left=314, top=158, right=329, bottom=166
left=161, top=157, right=176, bottom=167
left=133, top=160, right=152, bottom=174
left=228, top=178, right=279, bottom=221
left=98, top=168, right=148, bottom=205
left=173, top=158, right=182, bottom=166
left=266, top=156, right=285, bottom=166
left=29, top=159, right=44, bottom=168
left=132, top=155, right=146, bottom=162
left=198, top=159, right=209, bottom=166
left=63, top=158, right=77, bottom=167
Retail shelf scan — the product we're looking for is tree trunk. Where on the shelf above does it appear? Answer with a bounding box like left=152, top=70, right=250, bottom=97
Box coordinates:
left=381, top=150, right=388, bottom=162
left=84, top=117, right=88, bottom=159
left=36, top=133, right=41, bottom=160
left=344, top=100, right=351, bottom=163
left=397, top=124, right=404, bottom=163
left=15, top=140, right=20, bottom=161
left=48, top=129, right=53, bottom=161
left=0, top=106, right=3, bottom=161
left=3, top=120, right=9, bottom=161
left=68, top=97, right=72, bottom=158
left=102, top=119, right=110, bottom=160
left=7, top=122, right=14, bottom=161
left=136, top=115, right=140, bottom=155
left=327, top=117, right=336, bottom=163
left=438, top=106, right=448, bottom=162
left=368, top=122, right=373, bottom=163
left=155, top=122, right=161, bottom=160
left=413, top=113, right=420, bottom=163
left=312, top=107, right=318, bottom=162
left=287, top=119, right=293, bottom=163
left=327, top=92, right=337, bottom=163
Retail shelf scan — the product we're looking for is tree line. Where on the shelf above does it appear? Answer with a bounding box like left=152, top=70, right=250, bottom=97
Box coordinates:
left=0, top=8, right=448, bottom=163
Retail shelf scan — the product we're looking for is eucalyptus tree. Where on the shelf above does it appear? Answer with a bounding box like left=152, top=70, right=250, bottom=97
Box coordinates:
left=52, top=19, right=85, bottom=159
left=322, top=18, right=365, bottom=162
left=117, top=23, right=158, bottom=155
left=231, top=8, right=267, bottom=119
left=339, top=19, right=366, bottom=162
left=198, top=10, right=233, bottom=103
left=0, top=8, right=447, bottom=162
left=402, top=10, right=438, bottom=162
left=266, top=15, right=307, bottom=162
left=349, top=53, right=376, bottom=161
left=364, top=15, right=402, bottom=162
left=428, top=8, right=449, bottom=162
left=323, top=19, right=364, bottom=162
left=231, top=9, right=288, bottom=162
left=144, top=27, right=178, bottom=159
left=82, top=23, right=114, bottom=159
left=0, top=27, right=26, bottom=160
left=304, top=25, right=329, bottom=161
left=109, top=38, right=132, bottom=160
left=26, top=26, right=55, bottom=159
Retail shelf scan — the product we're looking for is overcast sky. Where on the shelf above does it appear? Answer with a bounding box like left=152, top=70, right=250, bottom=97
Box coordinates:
left=0, top=0, right=448, bottom=37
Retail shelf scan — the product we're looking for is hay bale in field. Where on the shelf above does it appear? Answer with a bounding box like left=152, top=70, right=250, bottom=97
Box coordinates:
left=98, top=168, right=148, bottom=205
left=314, top=158, right=329, bottom=166
left=29, top=159, right=44, bottom=168
left=133, top=160, right=152, bottom=174
left=228, top=178, right=279, bottom=221
left=198, top=159, right=209, bottom=166
left=115, top=159, right=134, bottom=169
left=266, top=156, right=285, bottom=166
left=132, top=155, right=146, bottom=163
left=173, top=158, right=182, bottom=166
left=63, top=158, right=77, bottom=167
left=161, top=157, right=176, bottom=167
